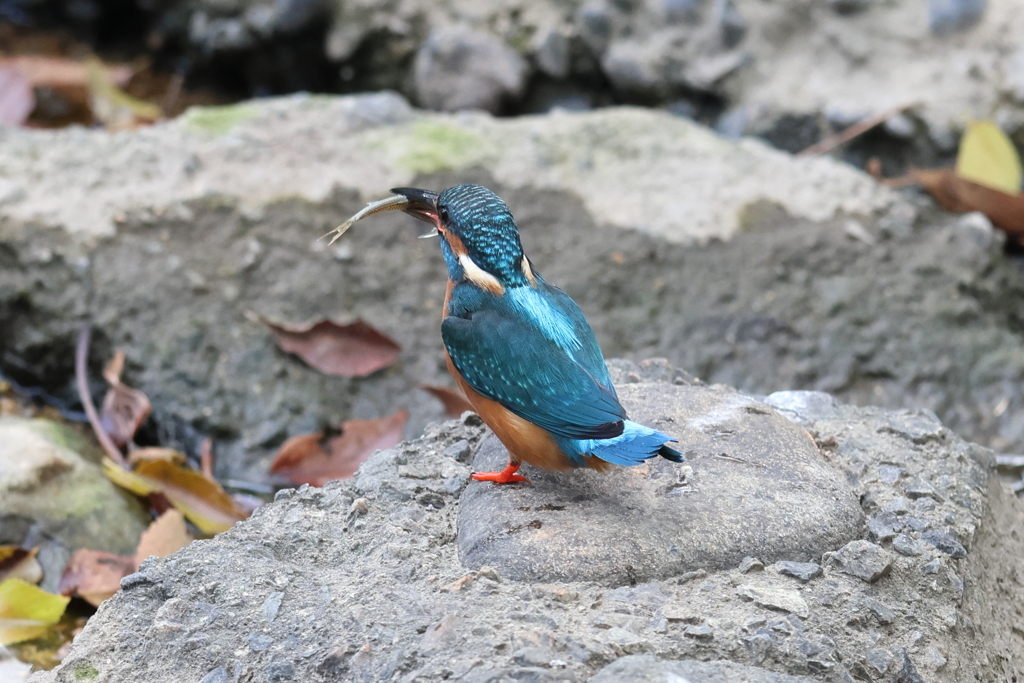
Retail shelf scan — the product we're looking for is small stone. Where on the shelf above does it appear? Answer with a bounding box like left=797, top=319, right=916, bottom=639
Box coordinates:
left=904, top=479, right=938, bottom=500
left=828, top=540, right=892, bottom=583
left=921, top=530, right=967, bottom=558
left=879, top=414, right=944, bottom=444
left=199, top=667, right=228, bottom=683
left=861, top=598, right=895, bottom=625
left=265, top=660, right=295, bottom=681
left=738, top=557, right=763, bottom=573
left=715, top=0, right=746, bottom=47
left=877, top=464, right=902, bottom=484
left=904, top=516, right=929, bottom=532
left=262, top=592, right=284, bottom=622
left=736, top=584, right=809, bottom=618
left=921, top=559, right=942, bottom=574
left=413, top=26, right=527, bottom=113
left=248, top=633, right=274, bottom=652
left=892, top=646, right=926, bottom=683
left=442, top=440, right=471, bottom=464
left=885, top=496, right=912, bottom=515
left=533, top=29, right=570, bottom=79
left=684, top=623, right=715, bottom=639
left=867, top=511, right=901, bottom=543
left=477, top=566, right=500, bottom=582
left=863, top=648, right=892, bottom=676
left=892, top=534, right=923, bottom=557
left=775, top=561, right=822, bottom=582
left=929, top=0, right=986, bottom=35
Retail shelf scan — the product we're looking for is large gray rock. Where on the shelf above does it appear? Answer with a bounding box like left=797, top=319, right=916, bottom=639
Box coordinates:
left=27, top=366, right=1024, bottom=683
left=459, top=382, right=863, bottom=585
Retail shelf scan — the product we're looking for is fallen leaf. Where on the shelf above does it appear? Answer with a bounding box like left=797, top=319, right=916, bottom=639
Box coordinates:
left=0, top=579, right=70, bottom=644
left=127, top=447, right=187, bottom=466
left=955, top=120, right=1022, bottom=194
left=0, top=67, right=34, bottom=126
left=249, top=312, right=402, bottom=377
left=58, top=550, right=135, bottom=607
left=134, top=510, right=192, bottom=566
left=0, top=55, right=131, bottom=89
left=419, top=384, right=473, bottom=418
left=0, top=549, right=41, bottom=586
left=100, top=382, right=151, bottom=448
left=133, top=460, right=248, bottom=535
left=270, top=410, right=409, bottom=486
left=102, top=458, right=247, bottom=535
left=912, top=168, right=1024, bottom=235
left=86, top=57, right=161, bottom=130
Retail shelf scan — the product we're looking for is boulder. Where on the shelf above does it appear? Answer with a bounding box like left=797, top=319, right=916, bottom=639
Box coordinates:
left=26, top=363, right=1024, bottom=682
left=0, top=417, right=150, bottom=591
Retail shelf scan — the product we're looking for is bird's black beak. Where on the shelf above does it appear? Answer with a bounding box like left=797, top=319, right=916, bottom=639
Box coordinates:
left=390, top=187, right=439, bottom=225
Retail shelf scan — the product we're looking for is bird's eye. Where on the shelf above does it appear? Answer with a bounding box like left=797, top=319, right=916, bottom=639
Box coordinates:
left=438, top=205, right=450, bottom=223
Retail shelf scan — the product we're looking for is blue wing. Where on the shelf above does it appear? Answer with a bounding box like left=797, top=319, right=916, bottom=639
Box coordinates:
left=442, top=281, right=625, bottom=440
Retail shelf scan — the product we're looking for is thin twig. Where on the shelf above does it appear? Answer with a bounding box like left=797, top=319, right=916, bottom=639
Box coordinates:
left=75, top=326, right=127, bottom=468
left=798, top=103, right=915, bottom=158
left=200, top=437, right=215, bottom=482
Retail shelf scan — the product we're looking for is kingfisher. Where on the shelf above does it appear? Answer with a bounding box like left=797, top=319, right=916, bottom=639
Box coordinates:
left=328, top=184, right=682, bottom=484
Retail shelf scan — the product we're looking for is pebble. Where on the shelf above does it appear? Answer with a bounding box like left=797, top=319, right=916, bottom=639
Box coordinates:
left=892, top=534, right=923, bottom=557
left=928, top=0, right=986, bottom=35
left=921, top=530, right=967, bottom=558
left=413, top=26, right=528, bottom=113
left=736, top=584, right=809, bottom=618
left=684, top=623, right=715, bottom=639
left=861, top=598, right=895, bottom=625
left=775, top=561, right=822, bottom=582
left=262, top=592, right=284, bottom=622
left=828, top=540, right=892, bottom=583
left=867, top=511, right=900, bottom=543
left=863, top=648, right=892, bottom=676
left=738, top=556, right=763, bottom=573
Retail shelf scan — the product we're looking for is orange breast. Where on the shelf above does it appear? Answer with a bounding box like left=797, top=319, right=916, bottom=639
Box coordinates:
left=441, top=279, right=609, bottom=473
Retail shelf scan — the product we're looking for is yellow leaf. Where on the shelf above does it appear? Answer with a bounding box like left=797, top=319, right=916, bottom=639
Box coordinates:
left=0, top=579, right=69, bottom=645
left=101, top=458, right=156, bottom=497
left=955, top=120, right=1023, bottom=195
left=133, top=460, right=246, bottom=535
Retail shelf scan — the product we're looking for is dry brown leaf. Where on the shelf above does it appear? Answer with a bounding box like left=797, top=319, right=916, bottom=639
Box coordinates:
left=133, top=459, right=248, bottom=535
left=127, top=447, right=187, bottom=466
left=134, top=510, right=192, bottom=566
left=0, top=67, right=35, bottom=126
left=912, top=168, right=1024, bottom=235
left=100, top=382, right=151, bottom=448
left=270, top=410, right=409, bottom=486
left=58, top=550, right=135, bottom=607
left=0, top=548, right=41, bottom=585
left=0, top=55, right=131, bottom=89
left=249, top=312, right=402, bottom=377
left=419, top=384, right=473, bottom=418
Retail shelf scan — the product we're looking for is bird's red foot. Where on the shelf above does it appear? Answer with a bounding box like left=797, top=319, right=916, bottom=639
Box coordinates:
left=471, top=463, right=531, bottom=485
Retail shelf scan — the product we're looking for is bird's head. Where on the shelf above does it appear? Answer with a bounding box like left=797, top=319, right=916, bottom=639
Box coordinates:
left=391, top=184, right=536, bottom=295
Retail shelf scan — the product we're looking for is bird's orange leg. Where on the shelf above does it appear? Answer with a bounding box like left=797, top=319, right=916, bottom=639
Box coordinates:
left=472, top=461, right=531, bottom=485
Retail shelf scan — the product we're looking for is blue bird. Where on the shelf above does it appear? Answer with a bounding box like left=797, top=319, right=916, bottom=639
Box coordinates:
left=331, top=184, right=682, bottom=484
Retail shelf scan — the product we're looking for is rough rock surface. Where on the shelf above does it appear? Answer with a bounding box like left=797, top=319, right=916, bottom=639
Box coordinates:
left=0, top=92, right=898, bottom=244
left=4, top=95, right=1024, bottom=488
left=0, top=417, right=150, bottom=591
left=459, top=378, right=863, bottom=585
left=28, top=363, right=1024, bottom=683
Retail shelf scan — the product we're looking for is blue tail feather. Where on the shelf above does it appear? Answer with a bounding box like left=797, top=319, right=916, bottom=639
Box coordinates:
left=559, top=420, right=683, bottom=468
